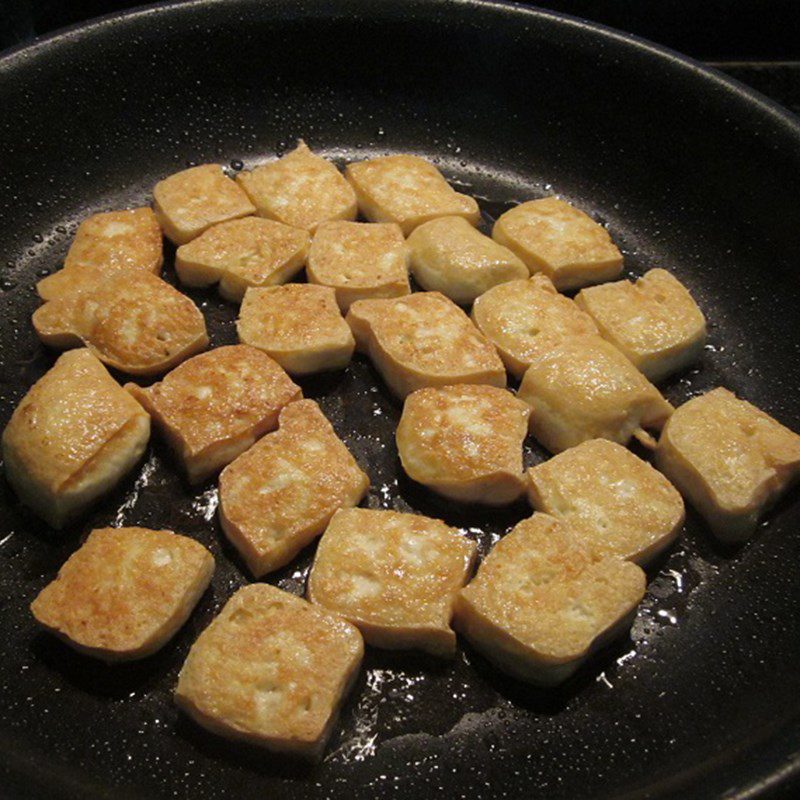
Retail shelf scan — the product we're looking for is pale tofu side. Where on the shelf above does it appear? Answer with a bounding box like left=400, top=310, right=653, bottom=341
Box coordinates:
left=175, top=217, right=310, bottom=302
left=575, top=268, right=707, bottom=382
left=31, top=527, right=214, bottom=661
left=308, top=508, right=477, bottom=657
left=453, top=513, right=646, bottom=686
left=471, top=273, right=600, bottom=378
left=127, top=345, right=301, bottom=484
left=236, top=141, right=357, bottom=232
left=518, top=334, right=673, bottom=454
left=406, top=215, right=528, bottom=305
left=345, top=154, right=480, bottom=236
left=1, top=350, right=150, bottom=529
left=655, top=388, right=800, bottom=542
left=345, top=292, right=506, bottom=400
left=306, top=220, right=410, bottom=311
left=527, top=439, right=685, bottom=565
left=218, top=399, right=370, bottom=577
left=493, top=197, right=623, bottom=291
left=175, top=583, right=363, bottom=759
left=396, top=384, right=531, bottom=505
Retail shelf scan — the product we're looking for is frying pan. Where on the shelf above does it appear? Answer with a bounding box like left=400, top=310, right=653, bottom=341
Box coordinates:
left=2, top=1, right=800, bottom=798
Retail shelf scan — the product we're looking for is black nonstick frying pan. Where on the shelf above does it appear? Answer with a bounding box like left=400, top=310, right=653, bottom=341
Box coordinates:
left=2, top=1, right=800, bottom=798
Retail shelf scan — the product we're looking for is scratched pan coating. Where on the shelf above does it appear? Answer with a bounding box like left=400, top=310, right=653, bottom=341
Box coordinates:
left=1, top=2, right=800, bottom=799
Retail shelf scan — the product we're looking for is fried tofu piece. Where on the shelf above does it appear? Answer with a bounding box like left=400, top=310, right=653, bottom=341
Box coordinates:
left=236, top=142, right=357, bottom=232
left=407, top=216, right=528, bottom=305
left=655, top=388, right=800, bottom=542
left=218, top=400, right=369, bottom=577
left=237, top=284, right=355, bottom=375
left=32, top=268, right=208, bottom=376
left=527, top=439, right=684, bottom=564
left=575, top=268, right=707, bottom=382
left=153, top=164, right=255, bottom=245
left=175, top=217, right=309, bottom=302
left=396, top=384, right=530, bottom=505
left=518, top=335, right=673, bottom=453
left=345, top=154, right=480, bottom=236
left=471, top=273, right=600, bottom=378
left=175, top=583, right=362, bottom=758
left=346, top=292, right=506, bottom=399
left=30, top=527, right=213, bottom=661
left=493, top=197, right=623, bottom=291
left=127, top=345, right=301, bottom=484
left=2, top=350, right=150, bottom=528
left=308, top=508, right=476, bottom=656
left=306, top=221, right=410, bottom=311
left=454, top=513, right=645, bottom=685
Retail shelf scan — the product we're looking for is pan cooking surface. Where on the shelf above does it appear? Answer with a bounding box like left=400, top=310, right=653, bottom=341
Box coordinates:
left=1, top=2, right=800, bottom=798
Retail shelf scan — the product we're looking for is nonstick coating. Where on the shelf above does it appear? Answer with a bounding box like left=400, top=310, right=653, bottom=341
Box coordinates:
left=2, top=2, right=800, bottom=799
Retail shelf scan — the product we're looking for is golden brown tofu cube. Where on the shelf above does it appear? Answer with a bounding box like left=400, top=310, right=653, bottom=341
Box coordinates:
left=127, top=345, right=301, bottom=484
left=527, top=439, right=685, bottom=564
left=308, top=508, right=476, bottom=657
left=218, top=400, right=369, bottom=577
left=396, top=384, right=530, bottom=505
left=345, top=292, right=506, bottom=399
left=493, top=197, right=623, bottom=291
left=175, top=584, right=363, bottom=759
left=236, top=141, right=357, bottom=232
left=153, top=164, right=255, bottom=245
left=655, top=388, right=800, bottom=542
left=2, top=350, right=150, bottom=528
left=345, top=154, right=480, bottom=236
left=306, top=221, right=410, bottom=311
left=454, top=513, right=645, bottom=685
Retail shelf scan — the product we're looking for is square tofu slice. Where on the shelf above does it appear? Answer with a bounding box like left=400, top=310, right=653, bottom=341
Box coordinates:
left=493, top=197, right=623, bottom=291
left=454, top=513, right=645, bottom=686
left=31, top=527, right=214, bottom=661
left=153, top=164, right=255, bottom=245
left=175, top=217, right=309, bottom=302
left=575, top=268, right=707, bottom=382
left=175, top=584, right=363, bottom=759
left=655, top=388, right=800, bottom=542
left=127, top=345, right=301, bottom=484
left=527, top=439, right=685, bottom=565
left=518, top=334, right=673, bottom=453
left=2, top=350, right=150, bottom=528
left=236, top=141, right=357, bottom=232
left=345, top=154, right=480, bottom=236
left=306, top=221, right=410, bottom=312
left=218, top=399, right=369, bottom=577
left=346, top=292, right=506, bottom=399
left=308, top=508, right=477, bottom=656
left=407, top=216, right=528, bottom=305
left=397, top=384, right=530, bottom=505
left=472, top=273, right=600, bottom=379
left=237, top=284, right=355, bottom=375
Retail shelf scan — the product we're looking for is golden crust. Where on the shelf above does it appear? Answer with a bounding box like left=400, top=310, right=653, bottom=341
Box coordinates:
left=236, top=142, right=357, bottom=232
left=175, top=217, right=309, bottom=302
left=527, top=439, right=685, bottom=565
left=345, top=154, right=480, bottom=236
left=493, top=197, right=623, bottom=291
left=30, top=527, right=213, bottom=661
left=396, top=384, right=530, bottom=505
left=308, top=508, right=476, bottom=656
left=126, top=345, right=301, bottom=484
left=655, top=388, right=800, bottom=542
left=306, top=221, right=410, bottom=311
left=454, top=513, right=645, bottom=685
left=175, top=584, right=363, bottom=759
left=345, top=292, right=506, bottom=399
left=218, top=399, right=369, bottom=577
